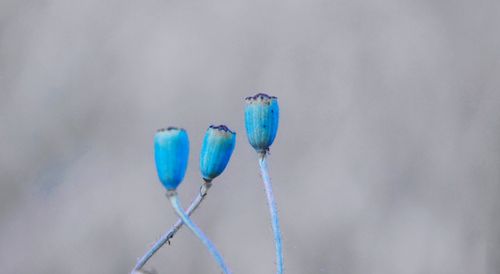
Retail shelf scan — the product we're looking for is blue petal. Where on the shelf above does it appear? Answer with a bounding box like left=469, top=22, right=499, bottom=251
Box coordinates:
left=200, top=125, right=236, bottom=181
left=154, top=127, right=189, bottom=190
left=244, top=93, right=279, bottom=152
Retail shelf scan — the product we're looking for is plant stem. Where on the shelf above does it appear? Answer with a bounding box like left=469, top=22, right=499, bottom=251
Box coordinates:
left=259, top=152, right=284, bottom=274
left=132, top=181, right=212, bottom=273
left=167, top=190, right=232, bottom=274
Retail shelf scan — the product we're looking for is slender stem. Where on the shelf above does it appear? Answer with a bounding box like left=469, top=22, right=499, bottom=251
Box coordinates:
left=167, top=191, right=232, bottom=274
left=132, top=182, right=212, bottom=273
left=259, top=152, right=284, bottom=274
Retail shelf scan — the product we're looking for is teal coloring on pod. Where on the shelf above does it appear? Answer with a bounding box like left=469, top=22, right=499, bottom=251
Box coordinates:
left=244, top=93, right=279, bottom=152
left=154, top=127, right=189, bottom=190
left=200, top=125, right=236, bottom=181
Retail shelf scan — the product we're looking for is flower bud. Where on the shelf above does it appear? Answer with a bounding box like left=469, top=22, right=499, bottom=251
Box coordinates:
left=244, top=93, right=279, bottom=152
left=154, top=127, right=189, bottom=190
left=200, top=125, right=236, bottom=181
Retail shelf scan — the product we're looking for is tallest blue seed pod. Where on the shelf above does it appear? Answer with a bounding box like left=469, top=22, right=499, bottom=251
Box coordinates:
left=200, top=125, right=236, bottom=182
left=244, top=93, right=279, bottom=153
left=154, top=127, right=189, bottom=190
left=245, top=92, right=284, bottom=274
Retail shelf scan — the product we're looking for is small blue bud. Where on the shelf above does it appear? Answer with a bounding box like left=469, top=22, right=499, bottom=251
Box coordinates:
left=244, top=93, right=279, bottom=153
left=154, top=127, right=189, bottom=190
left=200, top=125, right=236, bottom=181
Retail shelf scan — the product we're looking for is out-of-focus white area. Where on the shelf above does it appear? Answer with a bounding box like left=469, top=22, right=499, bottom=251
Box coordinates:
left=1, top=0, right=499, bottom=273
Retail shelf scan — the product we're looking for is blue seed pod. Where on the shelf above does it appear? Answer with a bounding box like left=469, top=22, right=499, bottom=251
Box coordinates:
left=244, top=93, right=279, bottom=153
left=200, top=125, right=236, bottom=181
left=154, top=127, right=189, bottom=190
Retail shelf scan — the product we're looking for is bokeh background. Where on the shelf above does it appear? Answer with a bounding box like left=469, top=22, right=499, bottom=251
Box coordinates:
left=1, top=0, right=500, bottom=273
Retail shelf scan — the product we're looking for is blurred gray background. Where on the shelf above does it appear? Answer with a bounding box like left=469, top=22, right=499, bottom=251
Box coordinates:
left=1, top=0, right=499, bottom=273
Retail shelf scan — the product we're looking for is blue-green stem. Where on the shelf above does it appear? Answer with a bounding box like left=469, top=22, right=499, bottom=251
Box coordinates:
left=259, top=152, right=284, bottom=274
left=167, top=190, right=232, bottom=274
left=132, top=182, right=212, bottom=273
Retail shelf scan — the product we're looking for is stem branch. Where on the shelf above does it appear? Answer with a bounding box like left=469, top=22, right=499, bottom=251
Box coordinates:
left=132, top=182, right=212, bottom=273
left=167, top=191, right=232, bottom=274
